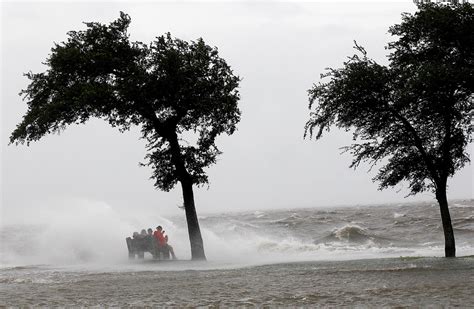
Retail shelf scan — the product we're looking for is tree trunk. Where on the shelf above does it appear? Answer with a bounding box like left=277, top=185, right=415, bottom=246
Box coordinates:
left=435, top=182, right=456, bottom=258
left=164, top=130, right=206, bottom=261
left=180, top=180, right=206, bottom=260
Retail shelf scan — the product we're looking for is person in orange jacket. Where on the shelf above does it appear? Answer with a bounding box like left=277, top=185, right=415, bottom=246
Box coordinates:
left=154, top=226, right=177, bottom=260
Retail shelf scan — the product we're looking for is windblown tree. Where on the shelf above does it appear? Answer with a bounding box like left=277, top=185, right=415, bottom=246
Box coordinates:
left=305, top=3, right=473, bottom=257
left=10, top=12, right=241, bottom=260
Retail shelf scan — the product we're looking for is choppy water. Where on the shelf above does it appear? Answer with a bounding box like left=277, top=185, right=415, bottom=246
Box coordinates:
left=1, top=200, right=473, bottom=306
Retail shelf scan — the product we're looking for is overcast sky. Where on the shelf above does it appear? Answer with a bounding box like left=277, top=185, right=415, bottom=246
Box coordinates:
left=1, top=1, right=472, bottom=223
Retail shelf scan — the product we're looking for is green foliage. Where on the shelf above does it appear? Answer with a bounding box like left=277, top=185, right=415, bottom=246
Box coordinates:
left=305, top=3, right=473, bottom=195
left=10, top=12, right=241, bottom=191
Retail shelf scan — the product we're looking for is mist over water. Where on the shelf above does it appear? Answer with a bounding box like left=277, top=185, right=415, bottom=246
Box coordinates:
left=1, top=199, right=132, bottom=267
left=1, top=199, right=473, bottom=271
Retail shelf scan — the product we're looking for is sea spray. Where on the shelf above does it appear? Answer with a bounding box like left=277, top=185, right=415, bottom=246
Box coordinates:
left=0, top=198, right=175, bottom=267
left=1, top=200, right=473, bottom=270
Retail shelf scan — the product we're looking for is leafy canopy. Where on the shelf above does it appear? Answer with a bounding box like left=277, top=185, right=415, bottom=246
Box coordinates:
left=305, top=3, right=473, bottom=195
left=11, top=12, right=241, bottom=191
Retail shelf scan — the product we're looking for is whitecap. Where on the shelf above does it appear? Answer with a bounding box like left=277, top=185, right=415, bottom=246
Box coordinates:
left=393, top=212, right=406, bottom=219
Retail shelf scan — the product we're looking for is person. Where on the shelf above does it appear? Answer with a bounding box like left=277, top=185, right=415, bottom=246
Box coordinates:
left=139, top=229, right=147, bottom=239
left=147, top=228, right=153, bottom=236
left=162, top=230, right=176, bottom=260
left=154, top=226, right=177, bottom=260
left=153, top=226, right=166, bottom=245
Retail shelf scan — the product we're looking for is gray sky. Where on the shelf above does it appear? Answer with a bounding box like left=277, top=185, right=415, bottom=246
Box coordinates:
left=1, top=1, right=472, bottom=223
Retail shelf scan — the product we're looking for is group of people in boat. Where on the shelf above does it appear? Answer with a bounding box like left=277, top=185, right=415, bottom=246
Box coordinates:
left=132, top=225, right=177, bottom=260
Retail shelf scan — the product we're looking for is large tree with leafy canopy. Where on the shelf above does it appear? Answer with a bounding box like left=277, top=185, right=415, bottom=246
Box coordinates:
left=305, top=3, right=473, bottom=257
left=10, top=12, right=241, bottom=260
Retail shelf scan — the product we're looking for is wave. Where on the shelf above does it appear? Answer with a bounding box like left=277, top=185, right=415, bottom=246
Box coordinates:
left=2, top=199, right=473, bottom=270
left=333, top=225, right=370, bottom=242
left=453, top=216, right=474, bottom=224
left=318, top=224, right=383, bottom=245
left=451, top=202, right=474, bottom=209
left=271, top=213, right=305, bottom=227
left=256, top=237, right=321, bottom=253
left=453, top=216, right=474, bottom=235
left=393, top=212, right=406, bottom=219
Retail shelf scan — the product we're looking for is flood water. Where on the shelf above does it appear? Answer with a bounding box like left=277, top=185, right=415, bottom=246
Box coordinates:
left=1, top=257, right=473, bottom=306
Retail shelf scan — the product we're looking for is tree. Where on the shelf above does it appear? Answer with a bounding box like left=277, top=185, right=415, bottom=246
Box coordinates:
left=305, top=3, right=473, bottom=257
left=10, top=12, right=241, bottom=260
